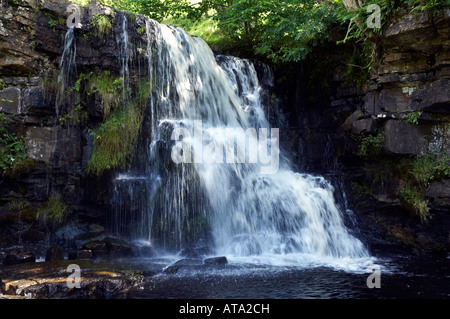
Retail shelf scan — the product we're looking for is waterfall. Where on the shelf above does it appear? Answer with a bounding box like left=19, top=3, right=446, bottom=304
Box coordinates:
left=57, top=28, right=77, bottom=114
left=116, top=13, right=130, bottom=104
left=46, top=28, right=77, bottom=200
left=111, top=17, right=370, bottom=266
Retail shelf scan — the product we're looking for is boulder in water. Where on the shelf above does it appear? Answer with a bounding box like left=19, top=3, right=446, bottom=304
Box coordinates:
left=103, top=237, right=134, bottom=258
left=130, top=240, right=155, bottom=257
left=203, top=256, right=228, bottom=266
left=163, top=258, right=203, bottom=274
left=173, top=258, right=203, bottom=266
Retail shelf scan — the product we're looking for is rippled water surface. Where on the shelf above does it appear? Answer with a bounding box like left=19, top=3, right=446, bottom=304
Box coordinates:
left=120, top=254, right=449, bottom=299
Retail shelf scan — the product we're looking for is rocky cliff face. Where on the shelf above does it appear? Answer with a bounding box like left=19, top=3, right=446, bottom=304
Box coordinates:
left=284, top=5, right=450, bottom=255
left=344, top=7, right=449, bottom=208
left=0, top=0, right=153, bottom=250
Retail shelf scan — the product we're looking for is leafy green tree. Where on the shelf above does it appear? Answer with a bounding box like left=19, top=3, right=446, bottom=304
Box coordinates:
left=77, top=0, right=449, bottom=64
left=114, top=0, right=194, bottom=21
left=214, top=0, right=338, bottom=63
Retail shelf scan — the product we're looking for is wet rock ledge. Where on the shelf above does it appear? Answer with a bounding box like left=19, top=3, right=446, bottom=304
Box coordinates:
left=0, top=259, right=144, bottom=299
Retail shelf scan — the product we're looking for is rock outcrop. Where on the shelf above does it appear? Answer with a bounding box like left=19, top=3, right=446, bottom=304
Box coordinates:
left=0, top=0, right=151, bottom=250
left=341, top=6, right=450, bottom=212
left=0, top=260, right=144, bottom=299
left=279, top=4, right=450, bottom=255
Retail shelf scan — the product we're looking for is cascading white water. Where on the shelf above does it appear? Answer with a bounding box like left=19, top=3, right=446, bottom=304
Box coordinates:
left=57, top=28, right=77, bottom=113
left=46, top=12, right=372, bottom=270
left=141, top=19, right=371, bottom=267
left=117, top=13, right=130, bottom=104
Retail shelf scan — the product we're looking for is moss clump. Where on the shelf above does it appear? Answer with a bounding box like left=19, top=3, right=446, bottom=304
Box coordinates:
left=40, top=69, right=60, bottom=101
left=87, top=102, right=144, bottom=175
left=397, top=151, right=450, bottom=222
left=62, top=66, right=151, bottom=177
left=88, top=71, right=123, bottom=119
left=8, top=197, right=31, bottom=212
left=354, top=131, right=384, bottom=157
left=19, top=206, right=39, bottom=223
left=351, top=181, right=374, bottom=196
left=68, top=70, right=123, bottom=120
left=399, top=185, right=430, bottom=222
left=86, top=75, right=152, bottom=176
left=0, top=113, right=30, bottom=178
left=37, top=194, right=68, bottom=226
left=92, top=14, right=113, bottom=37
left=405, top=110, right=422, bottom=125
left=343, top=42, right=376, bottom=87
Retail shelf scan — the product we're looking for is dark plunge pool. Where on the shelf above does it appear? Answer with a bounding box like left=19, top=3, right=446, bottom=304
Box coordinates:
left=119, top=253, right=449, bottom=299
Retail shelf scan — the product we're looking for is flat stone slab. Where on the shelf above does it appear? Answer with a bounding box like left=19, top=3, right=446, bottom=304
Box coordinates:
left=0, top=260, right=144, bottom=299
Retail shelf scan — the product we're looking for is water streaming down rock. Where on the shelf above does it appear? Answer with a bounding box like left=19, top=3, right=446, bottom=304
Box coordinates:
left=116, top=13, right=130, bottom=104
left=45, top=28, right=77, bottom=200
left=110, top=18, right=370, bottom=264
left=57, top=28, right=77, bottom=113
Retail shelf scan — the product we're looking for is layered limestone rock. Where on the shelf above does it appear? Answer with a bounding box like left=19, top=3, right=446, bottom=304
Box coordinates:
left=337, top=6, right=450, bottom=213
left=277, top=4, right=450, bottom=254
left=0, top=0, right=153, bottom=252
left=0, top=260, right=145, bottom=299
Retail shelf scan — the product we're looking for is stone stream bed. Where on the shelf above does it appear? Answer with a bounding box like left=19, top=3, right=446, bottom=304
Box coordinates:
left=0, top=243, right=230, bottom=299
left=0, top=259, right=147, bottom=299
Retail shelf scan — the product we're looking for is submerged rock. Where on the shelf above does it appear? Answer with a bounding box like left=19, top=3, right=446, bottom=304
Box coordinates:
left=129, top=240, right=155, bottom=257
left=103, top=237, right=134, bottom=258
left=173, top=259, right=203, bottom=266
left=163, top=257, right=230, bottom=274
left=163, top=258, right=203, bottom=274
left=204, top=256, right=228, bottom=266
